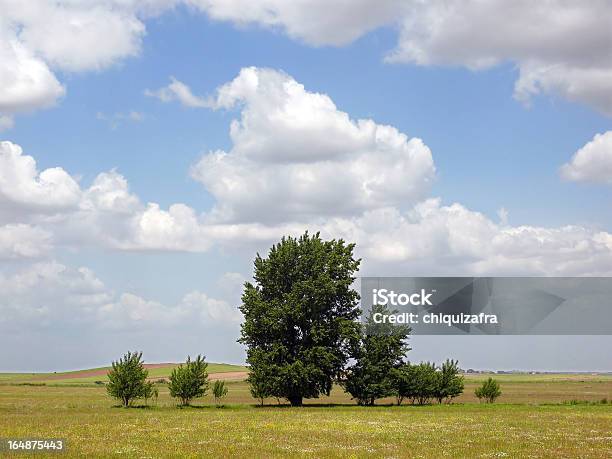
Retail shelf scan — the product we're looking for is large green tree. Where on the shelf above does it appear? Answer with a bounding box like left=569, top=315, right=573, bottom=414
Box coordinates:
left=239, top=232, right=361, bottom=406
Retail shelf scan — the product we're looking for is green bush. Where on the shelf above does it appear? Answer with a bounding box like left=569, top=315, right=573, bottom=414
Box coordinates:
left=212, top=380, right=228, bottom=407
left=392, top=361, right=463, bottom=405
left=434, top=359, right=464, bottom=404
left=475, top=377, right=502, bottom=403
left=411, top=362, right=439, bottom=405
left=168, top=355, right=209, bottom=406
left=106, top=351, right=149, bottom=407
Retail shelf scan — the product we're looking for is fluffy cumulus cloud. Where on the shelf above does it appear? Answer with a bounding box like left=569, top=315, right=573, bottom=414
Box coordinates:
left=0, top=29, right=65, bottom=114
left=0, top=141, right=81, bottom=217
left=0, top=141, right=215, bottom=253
left=560, top=131, right=612, bottom=184
left=0, top=260, right=241, bottom=331
left=7, top=1, right=146, bottom=72
left=316, top=200, right=612, bottom=277
left=0, top=0, right=173, bottom=123
left=189, top=0, right=404, bottom=46
left=0, top=224, right=52, bottom=259
left=190, top=67, right=435, bottom=222
left=387, top=1, right=612, bottom=115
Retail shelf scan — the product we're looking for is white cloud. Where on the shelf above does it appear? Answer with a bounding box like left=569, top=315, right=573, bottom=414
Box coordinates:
left=189, top=0, right=403, bottom=46
left=90, top=287, right=241, bottom=331
left=0, top=224, right=52, bottom=259
left=0, top=32, right=65, bottom=114
left=0, top=261, right=111, bottom=328
left=0, top=0, right=171, bottom=121
left=386, top=1, right=612, bottom=115
left=0, top=141, right=81, bottom=217
left=514, top=61, right=612, bottom=115
left=190, top=67, right=435, bottom=222
left=560, top=131, right=612, bottom=184
left=1, top=0, right=148, bottom=73
left=319, top=200, right=612, bottom=277
left=145, top=77, right=210, bottom=107
left=121, top=203, right=213, bottom=251
left=0, top=260, right=241, bottom=331
left=180, top=290, right=242, bottom=323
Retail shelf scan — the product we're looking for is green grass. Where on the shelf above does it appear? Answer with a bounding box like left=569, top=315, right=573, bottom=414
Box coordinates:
left=0, top=376, right=611, bottom=457
left=0, top=382, right=610, bottom=458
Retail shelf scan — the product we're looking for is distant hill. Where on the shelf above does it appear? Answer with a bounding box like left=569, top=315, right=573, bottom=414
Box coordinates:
left=0, top=363, right=248, bottom=385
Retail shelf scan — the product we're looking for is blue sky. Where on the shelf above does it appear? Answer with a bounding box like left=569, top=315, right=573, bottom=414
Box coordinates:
left=1, top=1, right=611, bottom=372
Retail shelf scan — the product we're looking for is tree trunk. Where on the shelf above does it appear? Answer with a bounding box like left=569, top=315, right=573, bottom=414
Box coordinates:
left=288, top=395, right=303, bottom=406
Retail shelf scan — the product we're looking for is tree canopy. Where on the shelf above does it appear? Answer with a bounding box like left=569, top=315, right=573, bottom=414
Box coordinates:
left=239, top=232, right=361, bottom=406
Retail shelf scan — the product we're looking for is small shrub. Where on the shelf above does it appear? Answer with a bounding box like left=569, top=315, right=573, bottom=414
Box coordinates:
left=106, top=351, right=149, bottom=407
left=212, top=380, right=228, bottom=407
left=391, top=362, right=441, bottom=405
left=434, top=359, right=464, bottom=404
left=475, top=377, right=502, bottom=403
left=168, top=355, right=209, bottom=406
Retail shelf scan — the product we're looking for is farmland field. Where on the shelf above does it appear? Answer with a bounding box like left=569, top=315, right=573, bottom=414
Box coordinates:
left=0, top=370, right=611, bottom=457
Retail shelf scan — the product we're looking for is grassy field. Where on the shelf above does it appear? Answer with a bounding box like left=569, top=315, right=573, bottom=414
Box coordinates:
left=0, top=373, right=610, bottom=457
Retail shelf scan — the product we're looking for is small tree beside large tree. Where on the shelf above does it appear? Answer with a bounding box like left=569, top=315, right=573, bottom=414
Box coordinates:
left=239, top=232, right=361, bottom=406
left=343, top=303, right=411, bottom=406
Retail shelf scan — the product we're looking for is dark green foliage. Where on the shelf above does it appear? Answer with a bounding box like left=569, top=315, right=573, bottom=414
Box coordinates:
left=475, top=377, right=502, bottom=403
left=391, top=362, right=438, bottom=405
left=392, top=360, right=465, bottom=405
left=239, top=232, right=362, bottom=406
left=168, top=355, right=209, bottom=406
left=212, top=380, right=228, bottom=407
left=343, top=303, right=411, bottom=406
left=434, top=359, right=464, bottom=404
left=410, top=362, right=439, bottom=405
left=106, top=351, right=149, bottom=407
left=390, top=364, right=418, bottom=405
